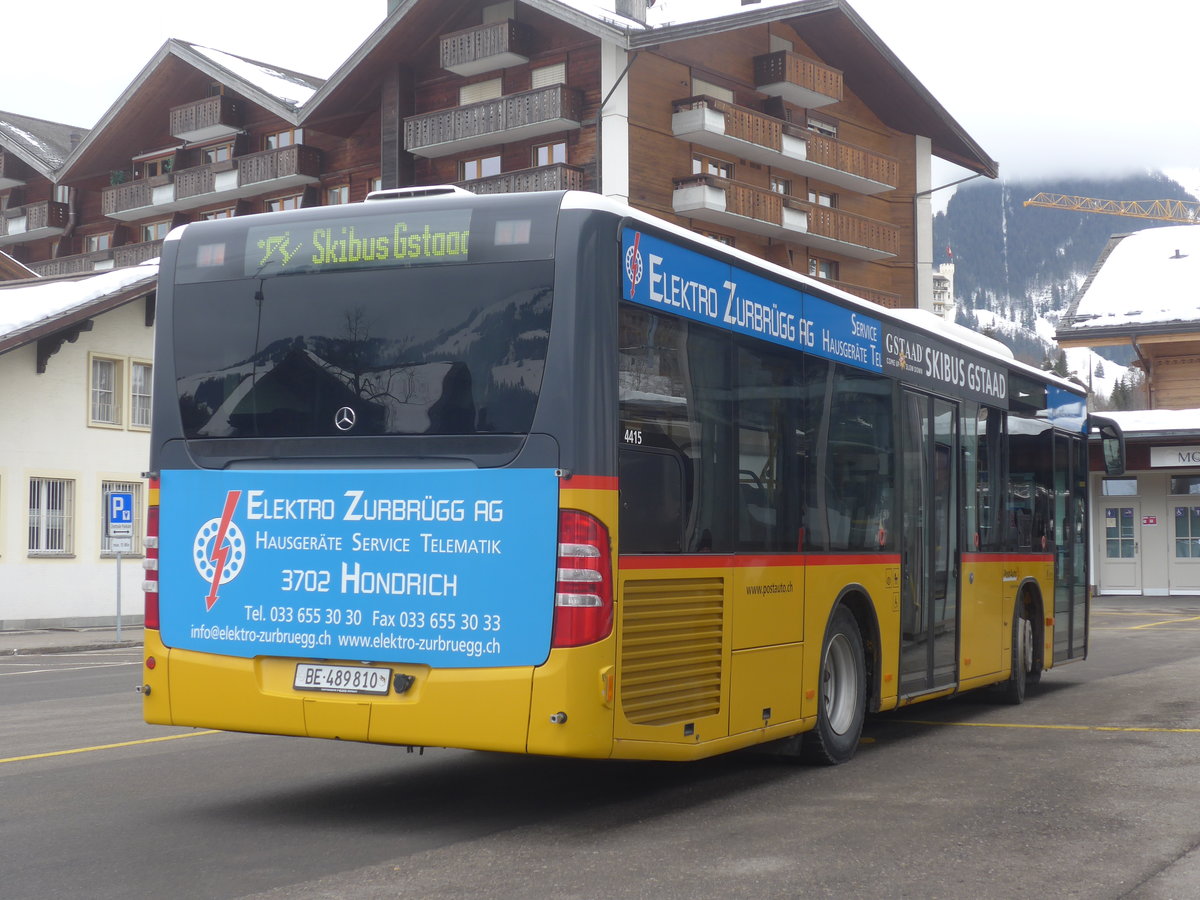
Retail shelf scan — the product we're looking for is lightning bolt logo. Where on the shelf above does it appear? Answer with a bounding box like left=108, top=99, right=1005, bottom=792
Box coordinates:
left=192, top=491, right=245, bottom=611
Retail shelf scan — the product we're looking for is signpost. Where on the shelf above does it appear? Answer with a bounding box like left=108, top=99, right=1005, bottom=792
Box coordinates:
left=106, top=492, right=134, bottom=640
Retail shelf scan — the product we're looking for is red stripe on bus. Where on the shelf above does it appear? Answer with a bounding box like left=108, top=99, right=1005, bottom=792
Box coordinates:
left=962, top=553, right=1053, bottom=564
left=618, top=554, right=900, bottom=570
left=560, top=475, right=618, bottom=491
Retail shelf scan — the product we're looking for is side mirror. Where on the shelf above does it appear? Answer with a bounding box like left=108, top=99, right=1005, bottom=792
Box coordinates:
left=1092, top=416, right=1126, bottom=476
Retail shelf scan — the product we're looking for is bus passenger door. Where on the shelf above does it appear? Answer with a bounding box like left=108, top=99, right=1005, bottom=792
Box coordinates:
left=899, top=392, right=960, bottom=695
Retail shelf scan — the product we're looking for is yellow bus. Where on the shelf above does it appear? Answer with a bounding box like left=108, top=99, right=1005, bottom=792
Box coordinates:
left=140, top=188, right=1123, bottom=763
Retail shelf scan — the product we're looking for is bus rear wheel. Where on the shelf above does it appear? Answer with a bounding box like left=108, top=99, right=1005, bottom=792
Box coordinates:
left=803, top=606, right=866, bottom=765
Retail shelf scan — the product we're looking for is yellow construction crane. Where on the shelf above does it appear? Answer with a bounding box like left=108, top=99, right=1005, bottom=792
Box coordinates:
left=1023, top=192, right=1200, bottom=224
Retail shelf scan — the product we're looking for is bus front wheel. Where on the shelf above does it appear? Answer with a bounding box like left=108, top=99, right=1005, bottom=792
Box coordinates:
left=803, top=605, right=867, bottom=765
left=1000, top=600, right=1032, bottom=705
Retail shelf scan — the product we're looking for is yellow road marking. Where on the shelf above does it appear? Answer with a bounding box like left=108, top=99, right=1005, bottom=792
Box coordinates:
left=895, top=719, right=1200, bottom=734
left=0, top=730, right=220, bottom=765
left=1129, top=615, right=1200, bottom=630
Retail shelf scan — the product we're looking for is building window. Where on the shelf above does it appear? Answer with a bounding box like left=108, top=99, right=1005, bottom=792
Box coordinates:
left=1102, top=478, right=1138, bottom=496
left=807, top=116, right=837, bottom=138
left=531, top=63, right=566, bottom=88
left=326, top=184, right=350, bottom=205
left=90, top=355, right=122, bottom=426
left=533, top=141, right=566, bottom=167
left=265, top=129, right=302, bottom=150
left=808, top=189, right=836, bottom=208
left=28, top=478, right=74, bottom=556
left=201, top=142, right=233, bottom=164
left=1170, top=476, right=1200, bottom=495
left=203, top=208, right=235, bottom=220
left=131, top=362, right=152, bottom=429
left=138, top=154, right=174, bottom=179
left=460, top=154, right=501, bottom=181
left=808, top=257, right=839, bottom=280
left=698, top=230, right=734, bottom=247
left=769, top=176, right=791, bottom=195
left=370, top=177, right=383, bottom=193
left=266, top=195, right=303, bottom=212
left=141, top=221, right=171, bottom=242
left=85, top=233, right=112, bottom=252
left=1175, top=506, right=1200, bottom=558
left=101, top=481, right=144, bottom=556
left=693, top=154, right=732, bottom=179
left=460, top=78, right=502, bottom=105
left=692, top=76, right=733, bottom=104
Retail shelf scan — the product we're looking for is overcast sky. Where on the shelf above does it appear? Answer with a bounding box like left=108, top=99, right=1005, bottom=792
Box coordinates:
left=4, top=0, right=1198, bottom=184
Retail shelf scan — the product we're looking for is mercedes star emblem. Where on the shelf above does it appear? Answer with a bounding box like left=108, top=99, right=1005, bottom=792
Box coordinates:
left=334, top=406, right=357, bottom=431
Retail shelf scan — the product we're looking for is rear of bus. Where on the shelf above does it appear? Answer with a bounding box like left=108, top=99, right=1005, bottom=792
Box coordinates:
left=141, top=189, right=623, bottom=757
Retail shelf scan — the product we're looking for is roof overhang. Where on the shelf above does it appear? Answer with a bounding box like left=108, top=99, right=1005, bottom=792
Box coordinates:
left=0, top=272, right=157, bottom=358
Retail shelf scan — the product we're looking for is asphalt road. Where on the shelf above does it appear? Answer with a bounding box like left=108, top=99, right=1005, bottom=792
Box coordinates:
left=2, top=598, right=1198, bottom=900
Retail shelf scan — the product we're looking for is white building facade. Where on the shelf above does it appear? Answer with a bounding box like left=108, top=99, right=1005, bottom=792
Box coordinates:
left=0, top=269, right=155, bottom=628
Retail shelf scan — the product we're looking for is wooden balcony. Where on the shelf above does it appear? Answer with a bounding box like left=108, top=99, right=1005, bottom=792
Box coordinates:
left=825, top=278, right=904, bottom=309
left=672, top=96, right=897, bottom=194
left=101, top=146, right=321, bottom=221
left=29, top=249, right=116, bottom=277
left=459, top=163, right=584, bottom=194
left=754, top=51, right=842, bottom=108
left=0, top=150, right=30, bottom=190
left=672, top=173, right=897, bottom=261
left=170, top=95, right=243, bottom=142
left=0, top=200, right=69, bottom=247
left=114, top=240, right=164, bottom=268
left=405, top=85, right=584, bottom=158
left=440, top=19, right=532, bottom=77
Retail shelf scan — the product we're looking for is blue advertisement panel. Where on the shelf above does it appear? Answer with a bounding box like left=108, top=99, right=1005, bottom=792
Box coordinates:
left=621, top=227, right=881, bottom=372
left=159, top=468, right=559, bottom=667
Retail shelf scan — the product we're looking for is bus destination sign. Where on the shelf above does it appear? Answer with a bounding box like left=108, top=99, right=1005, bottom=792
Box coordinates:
left=621, top=228, right=883, bottom=373
left=246, top=208, right=472, bottom=277
left=881, top=324, right=1009, bottom=405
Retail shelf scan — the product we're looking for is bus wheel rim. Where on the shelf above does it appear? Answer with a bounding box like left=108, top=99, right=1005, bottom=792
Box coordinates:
left=823, top=633, right=858, bottom=736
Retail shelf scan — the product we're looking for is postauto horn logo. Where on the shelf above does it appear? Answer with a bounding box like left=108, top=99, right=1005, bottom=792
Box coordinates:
left=192, top=491, right=246, bottom=611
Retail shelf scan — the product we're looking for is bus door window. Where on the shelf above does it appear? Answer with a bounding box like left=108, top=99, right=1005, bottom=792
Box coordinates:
left=618, top=306, right=732, bottom=553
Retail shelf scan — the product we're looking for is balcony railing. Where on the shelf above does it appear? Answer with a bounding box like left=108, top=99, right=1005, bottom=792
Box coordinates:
left=754, top=51, right=842, bottom=108
left=459, top=163, right=585, bottom=195
left=0, top=150, right=29, bottom=190
left=0, top=200, right=69, bottom=247
left=672, top=96, right=897, bottom=194
left=824, top=278, right=904, bottom=309
left=440, top=19, right=532, bottom=76
left=673, top=173, right=897, bottom=261
left=29, top=250, right=113, bottom=277
left=101, top=146, right=321, bottom=221
left=170, top=95, right=243, bottom=142
left=405, top=84, right=584, bottom=158
left=114, top=240, right=164, bottom=268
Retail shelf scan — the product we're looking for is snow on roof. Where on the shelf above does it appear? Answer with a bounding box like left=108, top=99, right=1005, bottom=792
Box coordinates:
left=645, top=0, right=801, bottom=27
left=188, top=44, right=323, bottom=109
left=1103, top=408, right=1200, bottom=436
left=0, top=110, right=86, bottom=171
left=1068, top=225, right=1200, bottom=331
left=0, top=261, right=158, bottom=340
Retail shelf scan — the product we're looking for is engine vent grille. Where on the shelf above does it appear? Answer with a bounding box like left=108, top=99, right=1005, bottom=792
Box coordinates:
left=619, top=577, right=724, bottom=726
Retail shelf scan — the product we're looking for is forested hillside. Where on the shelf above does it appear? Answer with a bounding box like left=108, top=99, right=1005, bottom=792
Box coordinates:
left=931, top=171, right=1196, bottom=403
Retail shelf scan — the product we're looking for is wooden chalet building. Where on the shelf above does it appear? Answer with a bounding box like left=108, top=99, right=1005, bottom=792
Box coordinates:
left=0, top=0, right=999, bottom=626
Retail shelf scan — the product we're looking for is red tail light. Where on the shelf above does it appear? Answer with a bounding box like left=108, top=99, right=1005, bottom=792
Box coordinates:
left=552, top=509, right=613, bottom=648
left=143, top=477, right=160, bottom=630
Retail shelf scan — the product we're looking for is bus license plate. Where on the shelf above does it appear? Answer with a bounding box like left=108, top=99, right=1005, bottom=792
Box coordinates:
left=294, top=663, right=391, bottom=695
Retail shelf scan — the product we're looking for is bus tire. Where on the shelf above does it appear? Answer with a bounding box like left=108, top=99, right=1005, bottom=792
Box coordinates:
left=1000, top=601, right=1031, bottom=705
left=803, top=605, right=866, bottom=765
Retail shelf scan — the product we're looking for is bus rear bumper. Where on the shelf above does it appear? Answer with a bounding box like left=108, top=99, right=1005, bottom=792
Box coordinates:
left=143, top=630, right=536, bottom=753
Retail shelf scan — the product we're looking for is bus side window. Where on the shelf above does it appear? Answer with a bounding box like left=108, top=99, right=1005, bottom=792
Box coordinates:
left=618, top=447, right=686, bottom=553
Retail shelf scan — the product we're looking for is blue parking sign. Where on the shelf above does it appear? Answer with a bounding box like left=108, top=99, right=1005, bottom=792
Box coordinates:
left=106, top=491, right=134, bottom=537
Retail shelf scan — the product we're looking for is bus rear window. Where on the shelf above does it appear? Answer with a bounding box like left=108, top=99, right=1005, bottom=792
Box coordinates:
left=173, top=261, right=553, bottom=438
